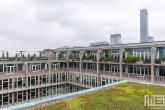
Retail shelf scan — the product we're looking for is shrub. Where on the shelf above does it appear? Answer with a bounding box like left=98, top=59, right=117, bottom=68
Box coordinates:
left=69, top=55, right=73, bottom=59
left=72, top=57, right=75, bottom=61
left=123, top=55, right=140, bottom=63
left=83, top=55, right=93, bottom=60
left=161, top=57, right=165, bottom=61
left=99, top=56, right=115, bottom=62
left=125, top=89, right=154, bottom=96
left=82, top=55, right=86, bottom=60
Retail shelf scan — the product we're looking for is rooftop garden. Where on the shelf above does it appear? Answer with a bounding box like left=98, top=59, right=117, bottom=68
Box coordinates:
left=123, top=55, right=141, bottom=63
left=31, top=82, right=165, bottom=110
left=82, top=55, right=93, bottom=60
left=0, top=51, right=47, bottom=61
left=100, top=56, right=115, bottom=62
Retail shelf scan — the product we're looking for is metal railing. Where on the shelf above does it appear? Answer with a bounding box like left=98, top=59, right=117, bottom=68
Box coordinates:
left=123, top=72, right=151, bottom=81
left=155, top=60, right=161, bottom=64
left=99, top=70, right=119, bottom=76
left=155, top=76, right=165, bottom=82
left=82, top=69, right=97, bottom=74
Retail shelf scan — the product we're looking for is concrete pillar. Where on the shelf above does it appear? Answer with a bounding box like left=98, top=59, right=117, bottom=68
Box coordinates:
left=67, top=51, right=71, bottom=71
left=97, top=50, right=102, bottom=87
left=24, top=63, right=28, bottom=88
left=12, top=78, right=14, bottom=90
left=58, top=73, right=60, bottom=83
left=80, top=51, right=85, bottom=72
left=12, top=92, right=14, bottom=105
left=48, top=63, right=52, bottom=84
left=151, top=47, right=157, bottom=83
left=38, top=88, right=40, bottom=99
left=56, top=52, right=61, bottom=60
left=1, top=93, right=3, bottom=107
left=119, top=48, right=125, bottom=80
left=26, top=90, right=28, bottom=102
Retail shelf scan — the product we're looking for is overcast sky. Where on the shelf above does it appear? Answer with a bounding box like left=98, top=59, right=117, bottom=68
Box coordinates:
left=0, top=0, right=165, bottom=56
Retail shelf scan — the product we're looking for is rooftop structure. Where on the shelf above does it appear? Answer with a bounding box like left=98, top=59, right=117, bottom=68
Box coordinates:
left=90, top=41, right=110, bottom=47
left=148, top=36, right=154, bottom=42
left=0, top=41, right=165, bottom=109
left=110, top=34, right=122, bottom=45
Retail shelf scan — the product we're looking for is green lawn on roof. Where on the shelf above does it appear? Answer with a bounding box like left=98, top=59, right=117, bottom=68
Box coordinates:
left=32, top=82, right=165, bottom=110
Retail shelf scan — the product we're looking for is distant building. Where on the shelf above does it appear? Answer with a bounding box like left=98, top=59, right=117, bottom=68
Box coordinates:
left=148, top=36, right=154, bottom=42
left=90, top=41, right=110, bottom=47
left=110, top=34, right=122, bottom=45
left=140, top=9, right=149, bottom=42
left=57, top=46, right=71, bottom=49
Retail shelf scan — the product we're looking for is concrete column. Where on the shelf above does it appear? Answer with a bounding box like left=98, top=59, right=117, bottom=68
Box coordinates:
left=151, top=47, right=157, bottom=83
left=12, top=78, right=14, bottom=90
left=58, top=73, right=60, bottom=83
left=26, top=90, right=28, bottom=102
left=38, top=75, right=40, bottom=86
left=48, top=63, right=52, bottom=84
left=12, top=92, right=14, bottom=105
left=48, top=86, right=51, bottom=97
left=38, top=88, right=40, bottom=99
left=97, top=50, right=102, bottom=87
left=25, top=63, right=28, bottom=88
left=56, top=52, right=61, bottom=60
left=1, top=93, right=3, bottom=107
left=67, top=51, right=71, bottom=71
left=119, top=48, right=125, bottom=80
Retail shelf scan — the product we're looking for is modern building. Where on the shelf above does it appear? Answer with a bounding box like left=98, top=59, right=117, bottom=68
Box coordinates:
left=90, top=41, right=110, bottom=47
left=140, top=9, right=149, bottom=42
left=110, top=34, right=122, bottom=45
left=0, top=41, right=165, bottom=108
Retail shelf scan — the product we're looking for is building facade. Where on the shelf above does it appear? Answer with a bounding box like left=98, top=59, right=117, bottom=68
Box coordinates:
left=0, top=41, right=165, bottom=108
left=140, top=9, right=149, bottom=42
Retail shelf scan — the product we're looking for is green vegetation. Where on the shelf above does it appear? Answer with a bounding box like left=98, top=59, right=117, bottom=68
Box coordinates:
left=6, top=51, right=9, bottom=58
left=39, top=52, right=42, bottom=58
left=2, top=52, right=4, bottom=59
left=15, top=54, right=17, bottom=58
left=161, top=57, right=165, bottom=61
left=123, top=55, right=141, bottom=63
left=100, top=56, right=114, bottom=62
left=125, top=89, right=154, bottom=96
left=28, top=53, right=30, bottom=59
left=22, top=54, right=25, bottom=58
left=32, top=82, right=165, bottom=110
left=72, top=57, right=75, bottom=61
left=82, top=55, right=93, bottom=60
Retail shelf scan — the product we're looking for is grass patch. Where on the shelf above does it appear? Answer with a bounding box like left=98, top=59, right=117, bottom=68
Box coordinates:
left=32, top=82, right=165, bottom=110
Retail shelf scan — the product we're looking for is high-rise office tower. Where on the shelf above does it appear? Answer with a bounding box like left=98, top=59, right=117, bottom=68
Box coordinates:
left=140, top=9, right=149, bottom=42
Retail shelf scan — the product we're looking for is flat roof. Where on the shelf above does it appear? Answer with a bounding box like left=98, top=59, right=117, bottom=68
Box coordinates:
left=53, top=40, right=165, bottom=52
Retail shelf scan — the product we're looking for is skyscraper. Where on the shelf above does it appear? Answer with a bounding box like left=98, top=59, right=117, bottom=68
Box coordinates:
left=140, top=9, right=149, bottom=42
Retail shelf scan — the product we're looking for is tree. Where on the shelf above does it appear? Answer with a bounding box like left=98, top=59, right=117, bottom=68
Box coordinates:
left=2, top=52, right=4, bottom=59
left=39, top=52, right=42, bottom=58
left=28, top=53, right=30, bottom=59
left=15, top=54, right=17, bottom=58
left=22, top=54, right=24, bottom=58
left=6, top=51, right=9, bottom=58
